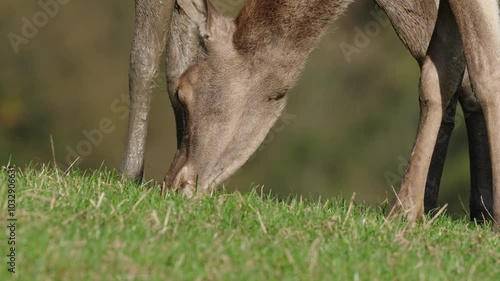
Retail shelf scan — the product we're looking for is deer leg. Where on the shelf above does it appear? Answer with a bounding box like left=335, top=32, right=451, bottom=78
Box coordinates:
left=120, top=0, right=175, bottom=182
left=424, top=73, right=495, bottom=220
left=388, top=0, right=465, bottom=221
left=374, top=0, right=454, bottom=213
left=458, top=71, right=494, bottom=222
left=378, top=0, right=494, bottom=220
left=424, top=93, right=458, bottom=213
left=426, top=69, right=495, bottom=221
left=449, top=0, right=500, bottom=229
left=375, top=0, right=457, bottom=213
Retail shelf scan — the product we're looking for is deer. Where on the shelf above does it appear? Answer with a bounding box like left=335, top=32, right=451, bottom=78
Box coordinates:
left=120, top=0, right=500, bottom=228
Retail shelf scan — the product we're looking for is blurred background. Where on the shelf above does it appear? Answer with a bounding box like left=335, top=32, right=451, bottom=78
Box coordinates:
left=1, top=0, right=472, bottom=215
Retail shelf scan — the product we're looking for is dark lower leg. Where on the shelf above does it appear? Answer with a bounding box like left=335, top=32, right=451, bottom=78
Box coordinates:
left=459, top=74, right=493, bottom=222
left=424, top=94, right=458, bottom=213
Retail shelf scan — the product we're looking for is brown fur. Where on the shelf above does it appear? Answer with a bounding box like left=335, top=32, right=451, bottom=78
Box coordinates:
left=234, top=0, right=351, bottom=53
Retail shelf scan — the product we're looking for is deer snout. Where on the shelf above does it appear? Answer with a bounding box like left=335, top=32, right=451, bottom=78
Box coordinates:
left=163, top=165, right=196, bottom=198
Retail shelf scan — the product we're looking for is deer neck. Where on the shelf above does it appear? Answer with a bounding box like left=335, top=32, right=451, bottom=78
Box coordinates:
left=233, top=0, right=352, bottom=84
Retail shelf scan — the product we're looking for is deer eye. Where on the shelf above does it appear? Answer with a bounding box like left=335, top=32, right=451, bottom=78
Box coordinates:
left=268, top=90, right=287, bottom=101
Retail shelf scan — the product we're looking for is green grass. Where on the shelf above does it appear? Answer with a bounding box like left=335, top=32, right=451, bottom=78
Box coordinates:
left=1, top=165, right=499, bottom=281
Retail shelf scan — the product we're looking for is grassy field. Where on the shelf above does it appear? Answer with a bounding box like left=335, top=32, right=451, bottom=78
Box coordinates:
left=1, top=164, right=499, bottom=281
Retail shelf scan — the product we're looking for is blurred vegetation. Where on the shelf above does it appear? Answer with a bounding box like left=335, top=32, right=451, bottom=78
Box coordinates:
left=1, top=1, right=471, bottom=215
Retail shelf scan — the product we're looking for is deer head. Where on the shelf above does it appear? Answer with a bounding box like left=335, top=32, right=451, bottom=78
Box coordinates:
left=163, top=0, right=350, bottom=196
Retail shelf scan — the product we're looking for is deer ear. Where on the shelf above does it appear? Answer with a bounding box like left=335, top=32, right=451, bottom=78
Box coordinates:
left=178, top=0, right=217, bottom=39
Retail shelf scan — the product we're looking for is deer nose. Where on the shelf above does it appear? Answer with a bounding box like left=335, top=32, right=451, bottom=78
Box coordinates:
left=163, top=165, right=196, bottom=197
